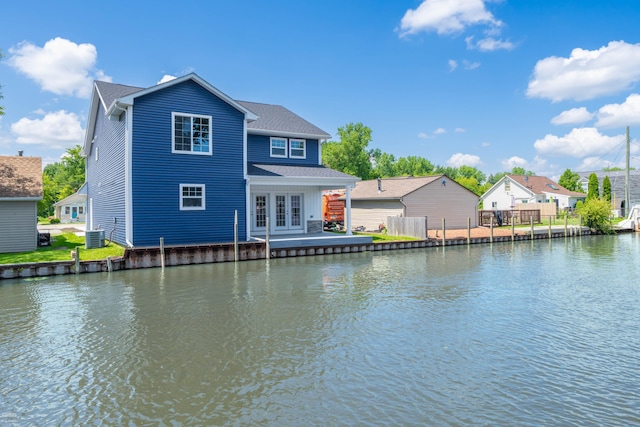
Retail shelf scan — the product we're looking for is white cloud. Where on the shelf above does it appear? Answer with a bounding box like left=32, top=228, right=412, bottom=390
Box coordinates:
left=595, top=93, right=640, bottom=128
left=463, top=60, right=481, bottom=70
left=501, top=156, right=527, bottom=170
left=11, top=110, right=84, bottom=149
left=448, top=59, right=458, bottom=71
left=533, top=127, right=624, bottom=158
left=465, top=36, right=514, bottom=51
left=8, top=37, right=111, bottom=98
left=550, top=107, right=594, bottom=125
left=455, top=127, right=465, bottom=133
left=501, top=156, right=548, bottom=174
left=398, top=0, right=501, bottom=37
left=481, top=141, right=490, bottom=147
left=447, top=152, right=482, bottom=167
left=434, top=127, right=447, bottom=134
left=418, top=132, right=429, bottom=139
left=526, top=41, right=640, bottom=102
left=157, top=75, right=177, bottom=85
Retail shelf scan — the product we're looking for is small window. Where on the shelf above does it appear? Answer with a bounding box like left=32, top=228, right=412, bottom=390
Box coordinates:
left=79, top=206, right=84, bottom=214
left=491, top=201, right=497, bottom=208
left=180, top=184, right=205, bottom=210
left=172, top=113, right=212, bottom=155
left=289, top=139, right=306, bottom=159
left=505, top=181, right=511, bottom=191
left=270, top=137, right=287, bottom=158
left=65, top=206, right=70, bottom=214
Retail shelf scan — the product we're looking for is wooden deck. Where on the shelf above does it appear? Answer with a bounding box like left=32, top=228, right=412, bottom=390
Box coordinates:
left=250, top=232, right=372, bottom=249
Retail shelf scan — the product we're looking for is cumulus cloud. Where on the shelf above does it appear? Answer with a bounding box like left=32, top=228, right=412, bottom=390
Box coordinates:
left=398, top=0, right=501, bottom=37
left=526, top=41, right=640, bottom=102
left=465, top=35, right=514, bottom=51
left=550, top=107, right=594, bottom=125
left=8, top=37, right=111, bottom=98
left=448, top=59, right=458, bottom=71
left=434, top=127, right=447, bottom=134
left=501, top=156, right=528, bottom=170
left=533, top=127, right=624, bottom=158
left=157, top=74, right=177, bottom=85
left=10, top=110, right=84, bottom=149
left=595, top=93, right=640, bottom=128
left=447, top=152, right=482, bottom=167
left=449, top=59, right=480, bottom=71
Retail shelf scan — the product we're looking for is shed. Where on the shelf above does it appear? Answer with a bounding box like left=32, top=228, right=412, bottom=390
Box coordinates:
left=54, top=182, right=87, bottom=223
left=348, top=175, right=479, bottom=231
left=0, top=155, right=43, bottom=253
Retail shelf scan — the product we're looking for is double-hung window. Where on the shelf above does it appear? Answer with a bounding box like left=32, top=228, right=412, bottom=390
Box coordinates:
left=289, top=139, right=306, bottom=159
left=172, top=113, right=212, bottom=155
left=270, top=137, right=288, bottom=158
left=180, top=184, right=206, bottom=210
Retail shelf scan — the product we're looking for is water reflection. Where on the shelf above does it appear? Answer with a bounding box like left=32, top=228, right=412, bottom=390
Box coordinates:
left=1, top=235, right=639, bottom=425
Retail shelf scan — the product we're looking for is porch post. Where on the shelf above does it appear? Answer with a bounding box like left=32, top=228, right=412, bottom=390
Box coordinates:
left=346, top=185, right=353, bottom=236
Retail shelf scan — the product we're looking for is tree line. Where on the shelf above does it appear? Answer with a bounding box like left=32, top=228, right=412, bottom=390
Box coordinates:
left=39, top=145, right=85, bottom=218
left=322, top=122, right=538, bottom=196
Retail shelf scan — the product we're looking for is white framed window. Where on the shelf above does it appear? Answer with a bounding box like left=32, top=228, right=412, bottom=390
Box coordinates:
left=65, top=206, right=70, bottom=215
left=172, top=112, right=212, bottom=155
left=491, top=201, right=497, bottom=208
left=79, top=206, right=84, bottom=214
left=270, top=137, right=287, bottom=158
left=180, top=184, right=206, bottom=210
left=289, top=139, right=306, bottom=159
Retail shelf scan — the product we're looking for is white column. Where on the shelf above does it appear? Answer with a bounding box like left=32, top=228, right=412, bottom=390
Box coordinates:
left=346, top=185, right=352, bottom=236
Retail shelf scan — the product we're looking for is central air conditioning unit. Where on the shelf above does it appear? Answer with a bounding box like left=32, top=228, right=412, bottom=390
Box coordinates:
left=85, top=230, right=105, bottom=249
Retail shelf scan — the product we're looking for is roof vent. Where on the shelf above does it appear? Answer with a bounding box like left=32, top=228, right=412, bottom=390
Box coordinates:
left=378, top=178, right=382, bottom=193
left=18, top=150, right=23, bottom=156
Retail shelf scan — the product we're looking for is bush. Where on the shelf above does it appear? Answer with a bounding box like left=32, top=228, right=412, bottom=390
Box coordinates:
left=50, top=218, right=61, bottom=224
left=576, top=198, right=613, bottom=234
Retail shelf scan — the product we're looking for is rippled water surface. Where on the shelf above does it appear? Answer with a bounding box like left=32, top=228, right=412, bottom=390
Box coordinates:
left=1, top=235, right=639, bottom=426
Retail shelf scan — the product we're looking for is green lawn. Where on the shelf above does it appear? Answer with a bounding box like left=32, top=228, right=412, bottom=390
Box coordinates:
left=0, top=233, right=125, bottom=264
left=353, top=232, right=419, bottom=242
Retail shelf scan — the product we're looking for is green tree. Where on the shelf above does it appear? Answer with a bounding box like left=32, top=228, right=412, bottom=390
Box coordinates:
left=369, top=149, right=396, bottom=178
left=558, top=168, right=583, bottom=192
left=393, top=155, right=434, bottom=177
left=587, top=173, right=599, bottom=200
left=577, top=198, right=613, bottom=234
left=322, top=122, right=373, bottom=179
left=40, top=145, right=86, bottom=217
left=602, top=175, right=612, bottom=202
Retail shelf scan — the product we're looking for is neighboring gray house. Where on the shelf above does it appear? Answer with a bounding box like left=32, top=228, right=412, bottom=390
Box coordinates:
left=578, top=170, right=640, bottom=215
left=0, top=155, right=43, bottom=253
left=349, top=175, right=479, bottom=231
left=53, top=182, right=87, bottom=223
left=482, top=175, right=585, bottom=211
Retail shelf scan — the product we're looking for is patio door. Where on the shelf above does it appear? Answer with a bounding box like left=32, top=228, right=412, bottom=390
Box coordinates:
left=275, top=193, right=303, bottom=231
left=252, top=194, right=268, bottom=232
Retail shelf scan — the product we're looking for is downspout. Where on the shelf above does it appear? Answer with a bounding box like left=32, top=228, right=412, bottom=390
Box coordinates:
left=345, top=185, right=353, bottom=236
left=244, top=119, right=251, bottom=241
left=125, top=105, right=134, bottom=247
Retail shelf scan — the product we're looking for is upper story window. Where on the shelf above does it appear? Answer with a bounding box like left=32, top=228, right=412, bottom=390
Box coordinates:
left=270, top=137, right=287, bottom=158
left=505, top=181, right=511, bottom=191
left=180, top=184, right=206, bottom=210
left=289, top=139, right=306, bottom=159
left=270, top=137, right=307, bottom=159
left=172, top=113, right=212, bottom=155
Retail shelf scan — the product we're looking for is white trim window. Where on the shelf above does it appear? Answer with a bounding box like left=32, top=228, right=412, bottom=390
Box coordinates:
left=270, top=137, right=287, bottom=158
left=289, top=139, right=306, bottom=159
left=172, top=112, right=212, bottom=155
left=180, top=184, right=206, bottom=210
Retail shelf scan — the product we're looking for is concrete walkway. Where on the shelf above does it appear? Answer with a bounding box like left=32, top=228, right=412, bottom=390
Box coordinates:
left=37, top=223, right=86, bottom=236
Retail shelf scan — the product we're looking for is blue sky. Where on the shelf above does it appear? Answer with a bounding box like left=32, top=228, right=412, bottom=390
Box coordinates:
left=2, top=0, right=640, bottom=179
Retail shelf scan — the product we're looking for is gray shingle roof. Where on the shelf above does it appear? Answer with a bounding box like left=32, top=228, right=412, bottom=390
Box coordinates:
left=93, top=81, right=330, bottom=138
left=237, top=101, right=331, bottom=138
left=94, top=81, right=143, bottom=111
left=0, top=156, right=43, bottom=199
left=350, top=176, right=443, bottom=199
left=248, top=163, right=356, bottom=179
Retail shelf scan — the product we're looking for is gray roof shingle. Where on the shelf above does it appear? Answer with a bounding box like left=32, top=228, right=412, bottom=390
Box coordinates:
left=350, top=176, right=443, bottom=200
left=95, top=81, right=142, bottom=111
left=248, top=163, right=356, bottom=179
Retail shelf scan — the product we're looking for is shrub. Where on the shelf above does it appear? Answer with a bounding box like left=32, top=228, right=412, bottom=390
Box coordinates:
left=576, top=198, right=613, bottom=234
left=50, top=218, right=61, bottom=224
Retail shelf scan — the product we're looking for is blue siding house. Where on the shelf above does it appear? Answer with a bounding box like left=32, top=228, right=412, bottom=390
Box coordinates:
left=82, top=74, right=358, bottom=247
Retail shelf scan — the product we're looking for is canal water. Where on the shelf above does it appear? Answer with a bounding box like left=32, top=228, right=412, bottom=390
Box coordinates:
left=1, top=235, right=639, bottom=426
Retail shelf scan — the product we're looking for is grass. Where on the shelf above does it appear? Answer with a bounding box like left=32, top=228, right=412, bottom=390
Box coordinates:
left=0, top=233, right=125, bottom=265
left=353, top=231, right=419, bottom=242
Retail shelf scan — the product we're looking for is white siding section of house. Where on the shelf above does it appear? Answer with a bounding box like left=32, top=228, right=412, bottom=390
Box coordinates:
left=351, top=200, right=404, bottom=231
left=483, top=179, right=535, bottom=210
left=404, top=181, right=478, bottom=229
left=0, top=201, right=38, bottom=253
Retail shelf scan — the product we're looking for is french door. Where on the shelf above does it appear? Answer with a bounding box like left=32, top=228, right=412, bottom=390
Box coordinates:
left=275, top=194, right=303, bottom=231
left=252, top=194, right=268, bottom=232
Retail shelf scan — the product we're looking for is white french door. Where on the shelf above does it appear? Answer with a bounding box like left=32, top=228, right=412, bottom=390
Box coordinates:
left=275, top=193, right=303, bottom=231
left=252, top=194, right=268, bottom=232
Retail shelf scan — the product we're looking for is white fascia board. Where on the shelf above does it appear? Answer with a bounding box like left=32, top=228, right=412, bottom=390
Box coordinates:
left=248, top=176, right=359, bottom=187
left=82, top=85, right=102, bottom=157
left=248, top=129, right=331, bottom=140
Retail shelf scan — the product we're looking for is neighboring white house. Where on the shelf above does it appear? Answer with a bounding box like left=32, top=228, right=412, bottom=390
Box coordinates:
left=348, top=175, right=479, bottom=231
left=54, top=182, right=87, bottom=223
left=0, top=155, right=43, bottom=253
left=481, top=175, right=585, bottom=210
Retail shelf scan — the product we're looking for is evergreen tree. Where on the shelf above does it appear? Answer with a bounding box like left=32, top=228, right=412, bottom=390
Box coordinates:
left=602, top=175, right=612, bottom=202
left=587, top=173, right=599, bottom=200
